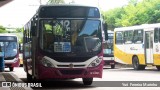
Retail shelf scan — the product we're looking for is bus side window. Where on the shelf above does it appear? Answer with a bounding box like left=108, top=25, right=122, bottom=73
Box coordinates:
left=154, top=28, right=159, bottom=43
left=124, top=30, right=133, bottom=44
left=159, top=28, right=160, bottom=42
left=115, top=31, right=123, bottom=44
left=133, top=29, right=143, bottom=44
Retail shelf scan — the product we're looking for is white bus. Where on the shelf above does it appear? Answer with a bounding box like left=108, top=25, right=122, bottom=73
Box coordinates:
left=103, top=30, right=115, bottom=68
left=114, top=23, right=160, bottom=70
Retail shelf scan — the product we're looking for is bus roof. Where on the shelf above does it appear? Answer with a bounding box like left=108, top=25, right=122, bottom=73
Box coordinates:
left=108, top=30, right=114, bottom=33
left=37, top=4, right=100, bottom=19
left=37, top=4, right=100, bottom=15
left=114, top=23, right=160, bottom=31
left=38, top=4, right=99, bottom=9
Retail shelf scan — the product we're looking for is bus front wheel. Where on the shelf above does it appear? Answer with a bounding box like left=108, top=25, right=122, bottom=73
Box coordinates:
left=132, top=56, right=146, bottom=70
left=156, top=66, right=160, bottom=71
left=27, top=73, right=32, bottom=81
left=82, top=78, right=93, bottom=85
left=111, top=65, right=115, bottom=69
left=9, top=67, right=14, bottom=71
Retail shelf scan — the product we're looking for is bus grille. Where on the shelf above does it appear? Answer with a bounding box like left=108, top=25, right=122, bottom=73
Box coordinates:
left=59, top=70, right=83, bottom=75
left=53, top=57, right=90, bottom=62
left=57, top=65, right=85, bottom=68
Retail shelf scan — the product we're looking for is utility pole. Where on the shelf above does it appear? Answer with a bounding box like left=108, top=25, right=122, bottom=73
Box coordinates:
left=39, top=0, right=41, bottom=5
left=98, top=0, right=100, bottom=8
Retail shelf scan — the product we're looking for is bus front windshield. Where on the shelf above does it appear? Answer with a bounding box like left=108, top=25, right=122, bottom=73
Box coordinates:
left=0, top=42, right=18, bottom=58
left=40, top=19, right=102, bottom=56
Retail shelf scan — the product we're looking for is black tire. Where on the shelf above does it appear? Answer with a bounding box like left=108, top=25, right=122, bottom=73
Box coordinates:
left=132, top=56, right=146, bottom=70
left=27, top=73, right=32, bottom=81
left=82, top=78, right=93, bottom=85
left=20, top=64, right=23, bottom=67
left=9, top=67, right=14, bottom=71
left=111, top=65, right=115, bottom=69
left=156, top=66, right=160, bottom=71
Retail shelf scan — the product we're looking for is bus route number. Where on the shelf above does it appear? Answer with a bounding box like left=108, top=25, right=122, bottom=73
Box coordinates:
left=60, top=20, right=70, bottom=31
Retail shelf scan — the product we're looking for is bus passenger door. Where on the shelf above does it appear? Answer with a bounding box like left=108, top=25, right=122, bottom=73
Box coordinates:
left=145, top=31, right=153, bottom=64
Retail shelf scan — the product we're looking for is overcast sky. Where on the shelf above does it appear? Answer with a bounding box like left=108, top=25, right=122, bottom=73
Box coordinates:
left=0, top=0, right=128, bottom=28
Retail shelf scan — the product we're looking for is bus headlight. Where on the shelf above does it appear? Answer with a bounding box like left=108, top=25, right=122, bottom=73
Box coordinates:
left=88, top=57, right=102, bottom=67
left=41, top=58, right=54, bottom=67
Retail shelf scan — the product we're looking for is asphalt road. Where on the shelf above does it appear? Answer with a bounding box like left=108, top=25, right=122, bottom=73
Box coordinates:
left=5, top=65, right=160, bottom=90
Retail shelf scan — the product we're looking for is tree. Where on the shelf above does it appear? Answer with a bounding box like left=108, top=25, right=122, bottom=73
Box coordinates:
left=47, top=0, right=65, bottom=4
left=0, top=25, right=7, bottom=33
left=15, top=28, right=23, bottom=33
left=103, top=0, right=160, bottom=28
left=15, top=28, right=23, bottom=44
left=102, top=7, right=125, bottom=30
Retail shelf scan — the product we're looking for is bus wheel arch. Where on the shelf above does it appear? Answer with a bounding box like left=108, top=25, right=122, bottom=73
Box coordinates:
left=132, top=55, right=146, bottom=70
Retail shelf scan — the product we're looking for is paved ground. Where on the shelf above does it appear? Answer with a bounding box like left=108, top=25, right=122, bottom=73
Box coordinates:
left=0, top=64, right=160, bottom=90
left=0, top=72, right=32, bottom=90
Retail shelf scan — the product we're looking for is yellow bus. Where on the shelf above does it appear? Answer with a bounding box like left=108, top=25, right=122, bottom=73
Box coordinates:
left=114, top=23, right=160, bottom=70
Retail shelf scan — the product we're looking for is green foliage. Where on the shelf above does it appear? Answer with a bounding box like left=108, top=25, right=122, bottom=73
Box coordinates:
left=16, top=28, right=23, bottom=44
left=45, top=24, right=52, bottom=31
left=48, top=0, right=65, bottom=4
left=15, top=28, right=23, bottom=33
left=53, top=25, right=63, bottom=36
left=44, top=24, right=63, bottom=36
left=0, top=25, right=23, bottom=43
left=0, top=25, right=7, bottom=33
left=13, top=33, right=23, bottom=44
left=103, top=0, right=160, bottom=29
left=102, top=7, right=125, bottom=30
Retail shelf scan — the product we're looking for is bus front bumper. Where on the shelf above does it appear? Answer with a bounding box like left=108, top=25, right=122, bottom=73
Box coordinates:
left=37, top=63, right=103, bottom=80
left=5, top=58, right=20, bottom=67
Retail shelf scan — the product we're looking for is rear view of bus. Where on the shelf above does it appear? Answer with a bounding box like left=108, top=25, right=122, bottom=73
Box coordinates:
left=103, top=30, right=115, bottom=68
left=0, top=34, right=19, bottom=71
left=23, top=5, right=107, bottom=85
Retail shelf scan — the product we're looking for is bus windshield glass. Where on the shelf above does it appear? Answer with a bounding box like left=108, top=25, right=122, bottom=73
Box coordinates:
left=0, top=36, right=18, bottom=58
left=40, top=19, right=102, bottom=56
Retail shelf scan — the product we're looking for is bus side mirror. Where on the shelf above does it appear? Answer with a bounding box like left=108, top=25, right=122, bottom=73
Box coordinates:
left=31, top=26, right=36, bottom=36
left=103, top=23, right=108, bottom=40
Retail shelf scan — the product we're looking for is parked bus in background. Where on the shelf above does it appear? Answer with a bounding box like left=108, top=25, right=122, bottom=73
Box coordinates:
left=103, top=30, right=115, bottom=69
left=114, top=23, right=160, bottom=70
left=23, top=5, right=108, bottom=85
left=0, top=34, right=20, bottom=71
left=19, top=43, right=23, bottom=66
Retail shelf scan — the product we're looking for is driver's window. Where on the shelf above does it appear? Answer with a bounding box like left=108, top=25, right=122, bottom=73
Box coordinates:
left=53, top=20, right=63, bottom=36
left=42, top=20, right=53, bottom=49
left=44, top=20, right=52, bottom=33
